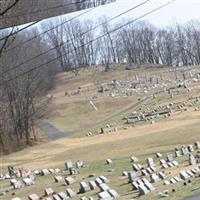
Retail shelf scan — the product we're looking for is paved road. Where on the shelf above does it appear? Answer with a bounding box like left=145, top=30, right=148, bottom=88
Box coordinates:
left=37, top=122, right=74, bottom=140
left=184, top=193, right=200, bottom=200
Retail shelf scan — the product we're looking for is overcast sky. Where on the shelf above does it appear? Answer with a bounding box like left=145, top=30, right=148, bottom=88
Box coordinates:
left=59, top=0, right=200, bottom=27
left=5, top=0, right=200, bottom=33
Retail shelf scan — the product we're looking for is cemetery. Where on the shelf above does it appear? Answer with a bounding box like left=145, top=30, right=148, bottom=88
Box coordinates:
left=1, top=65, right=200, bottom=200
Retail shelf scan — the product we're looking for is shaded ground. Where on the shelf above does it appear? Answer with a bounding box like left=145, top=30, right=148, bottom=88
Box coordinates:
left=184, top=193, right=200, bottom=200
left=37, top=122, right=74, bottom=139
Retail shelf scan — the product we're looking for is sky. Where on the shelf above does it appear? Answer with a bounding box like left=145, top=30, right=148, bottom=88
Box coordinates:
left=57, top=0, right=200, bottom=27
left=2, top=0, right=200, bottom=33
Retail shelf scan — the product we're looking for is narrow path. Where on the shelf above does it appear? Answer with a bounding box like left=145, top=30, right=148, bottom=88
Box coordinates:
left=37, top=122, right=74, bottom=139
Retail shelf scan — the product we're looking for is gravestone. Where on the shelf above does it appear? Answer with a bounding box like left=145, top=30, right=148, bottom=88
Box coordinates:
left=147, top=158, right=155, bottom=168
left=76, top=160, right=84, bottom=169
left=98, top=191, right=112, bottom=199
left=158, top=172, right=166, bottom=180
left=128, top=172, right=137, bottom=183
left=54, top=176, right=63, bottom=182
left=69, top=167, right=78, bottom=175
left=99, top=176, right=109, bottom=183
left=65, top=161, right=73, bottom=170
left=23, top=178, right=35, bottom=186
left=195, top=141, right=200, bottom=149
left=66, top=188, right=76, bottom=197
left=150, top=174, right=160, bottom=183
left=138, top=185, right=149, bottom=195
left=65, top=177, right=75, bottom=185
left=132, top=163, right=142, bottom=171
left=45, top=188, right=54, bottom=196
left=41, top=169, right=50, bottom=176
left=180, top=171, right=190, bottom=180
left=58, top=191, right=68, bottom=199
left=80, top=182, right=90, bottom=193
left=188, top=145, right=194, bottom=152
left=166, top=154, right=173, bottom=162
left=108, top=189, right=120, bottom=198
left=99, top=183, right=110, bottom=192
left=89, top=181, right=97, bottom=190
left=106, top=159, right=113, bottom=165
left=53, top=194, right=61, bottom=200
left=28, top=194, right=40, bottom=200
left=175, top=150, right=181, bottom=157
left=156, top=153, right=162, bottom=158
left=95, top=177, right=104, bottom=186
left=143, top=179, right=155, bottom=192
left=172, top=160, right=179, bottom=167
left=189, top=154, right=196, bottom=165
left=131, top=156, right=139, bottom=162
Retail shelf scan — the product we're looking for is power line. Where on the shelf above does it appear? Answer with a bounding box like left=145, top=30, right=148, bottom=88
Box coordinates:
left=1, top=0, right=176, bottom=84
left=2, top=0, right=151, bottom=75
left=0, top=0, right=88, bottom=20
left=2, top=5, right=97, bottom=51
left=0, top=21, right=41, bottom=41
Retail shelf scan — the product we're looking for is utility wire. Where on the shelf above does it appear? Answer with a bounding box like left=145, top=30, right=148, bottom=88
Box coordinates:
left=1, top=0, right=151, bottom=75
left=1, top=5, right=97, bottom=51
left=0, top=0, right=88, bottom=20
left=0, top=21, right=41, bottom=41
left=1, top=0, right=176, bottom=84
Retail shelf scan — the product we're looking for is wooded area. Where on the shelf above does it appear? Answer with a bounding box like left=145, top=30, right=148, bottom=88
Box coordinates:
left=0, top=0, right=116, bottom=28
left=0, top=0, right=200, bottom=153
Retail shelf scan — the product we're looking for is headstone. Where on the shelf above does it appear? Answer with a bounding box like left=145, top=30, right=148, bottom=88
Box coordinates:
left=180, top=171, right=190, bottom=180
left=166, top=154, right=173, bottom=162
left=158, top=172, right=166, bottom=180
left=143, top=179, right=155, bottom=192
left=41, top=169, right=50, bottom=176
left=150, top=174, right=160, bottom=183
left=130, top=156, right=139, bottom=162
left=69, top=167, right=78, bottom=175
left=189, top=154, right=196, bottom=165
left=65, top=161, right=73, bottom=170
left=99, top=183, right=110, bottom=192
left=65, top=177, right=75, bottom=185
left=28, top=194, right=40, bottom=200
left=172, top=160, right=179, bottom=167
left=188, top=145, right=194, bottom=152
left=95, top=177, right=104, bottom=186
left=128, top=172, right=137, bottom=182
left=23, top=178, right=35, bottom=186
left=156, top=153, right=162, bottom=158
left=138, top=185, right=149, bottom=195
left=57, top=191, right=68, bottom=199
left=108, top=189, right=120, bottom=198
left=147, top=158, right=155, bottom=168
left=53, top=194, right=61, bottom=200
left=49, top=169, right=55, bottom=174
left=45, top=188, right=54, bottom=196
left=66, top=188, right=76, bottom=197
left=79, top=182, right=90, bottom=193
left=76, top=160, right=84, bottom=169
left=195, top=141, right=200, bottom=149
left=99, top=176, right=109, bottom=183
left=89, top=181, right=97, bottom=190
left=175, top=150, right=181, bottom=157
left=98, top=191, right=112, bottom=199
left=54, top=176, right=63, bottom=182
left=132, top=163, right=142, bottom=171
left=106, top=159, right=113, bottom=165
